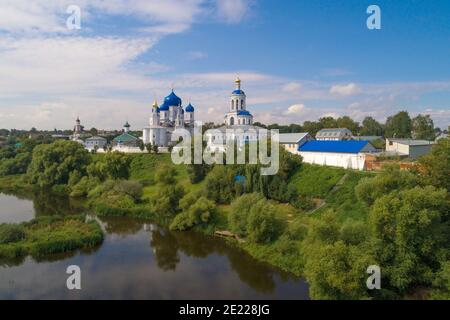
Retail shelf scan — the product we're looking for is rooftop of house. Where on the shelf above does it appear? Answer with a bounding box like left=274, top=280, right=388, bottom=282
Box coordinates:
left=278, top=132, right=310, bottom=143
left=298, top=140, right=372, bottom=154
left=387, top=138, right=434, bottom=146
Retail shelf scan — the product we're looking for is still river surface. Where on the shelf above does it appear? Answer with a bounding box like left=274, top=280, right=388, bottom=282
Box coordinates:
left=0, top=192, right=309, bottom=299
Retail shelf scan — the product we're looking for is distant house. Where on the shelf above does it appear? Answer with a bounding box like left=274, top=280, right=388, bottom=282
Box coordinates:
left=278, top=132, right=313, bottom=154
left=316, top=128, right=352, bottom=141
left=385, top=138, right=434, bottom=159
left=435, top=133, right=448, bottom=141
left=113, top=132, right=139, bottom=147
left=85, top=136, right=107, bottom=150
left=298, top=140, right=376, bottom=170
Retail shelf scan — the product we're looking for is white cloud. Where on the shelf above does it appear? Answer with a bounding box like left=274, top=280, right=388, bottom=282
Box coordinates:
left=282, top=82, right=302, bottom=93
left=215, top=0, right=253, bottom=24
left=330, top=83, right=361, bottom=96
left=284, top=104, right=305, bottom=115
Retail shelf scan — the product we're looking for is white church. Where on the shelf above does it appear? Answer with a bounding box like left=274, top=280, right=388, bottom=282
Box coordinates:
left=142, top=90, right=195, bottom=147
left=142, top=77, right=262, bottom=151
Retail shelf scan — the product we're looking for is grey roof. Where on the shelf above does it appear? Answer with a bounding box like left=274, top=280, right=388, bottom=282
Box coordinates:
left=85, top=136, right=107, bottom=141
left=317, top=128, right=352, bottom=133
left=279, top=133, right=309, bottom=143
left=388, top=139, right=434, bottom=146
left=352, top=136, right=383, bottom=141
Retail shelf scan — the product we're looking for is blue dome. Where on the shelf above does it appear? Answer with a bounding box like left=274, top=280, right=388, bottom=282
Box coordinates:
left=237, top=110, right=251, bottom=116
left=159, top=102, right=169, bottom=111
left=232, top=89, right=245, bottom=95
left=185, top=103, right=195, bottom=112
left=164, top=90, right=182, bottom=106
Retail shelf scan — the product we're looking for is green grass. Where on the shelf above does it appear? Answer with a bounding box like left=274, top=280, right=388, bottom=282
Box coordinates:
left=290, top=164, right=346, bottom=198
left=0, top=216, right=104, bottom=259
left=311, top=171, right=373, bottom=222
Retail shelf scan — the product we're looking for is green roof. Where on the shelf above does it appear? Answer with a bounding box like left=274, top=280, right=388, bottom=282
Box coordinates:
left=113, top=132, right=138, bottom=142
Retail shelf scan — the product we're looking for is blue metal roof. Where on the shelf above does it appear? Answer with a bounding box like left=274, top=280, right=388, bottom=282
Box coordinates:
left=164, top=90, right=182, bottom=106
left=298, top=140, right=369, bottom=153
left=185, top=103, right=194, bottom=112
left=232, top=89, right=245, bottom=95
left=159, top=102, right=169, bottom=111
left=237, top=110, right=251, bottom=116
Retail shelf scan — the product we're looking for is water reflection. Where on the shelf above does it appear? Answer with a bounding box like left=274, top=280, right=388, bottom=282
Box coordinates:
left=0, top=193, right=309, bottom=299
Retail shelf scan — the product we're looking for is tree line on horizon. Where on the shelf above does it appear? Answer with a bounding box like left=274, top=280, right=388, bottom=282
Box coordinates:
left=255, top=111, right=447, bottom=141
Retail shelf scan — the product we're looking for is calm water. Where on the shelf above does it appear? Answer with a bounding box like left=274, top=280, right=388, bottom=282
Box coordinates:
left=0, top=192, right=309, bottom=299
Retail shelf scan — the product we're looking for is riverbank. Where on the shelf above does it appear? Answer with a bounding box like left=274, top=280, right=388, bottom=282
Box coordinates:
left=0, top=215, right=103, bottom=259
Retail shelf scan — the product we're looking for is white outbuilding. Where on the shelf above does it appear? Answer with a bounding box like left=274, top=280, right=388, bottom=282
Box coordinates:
left=298, top=140, right=376, bottom=170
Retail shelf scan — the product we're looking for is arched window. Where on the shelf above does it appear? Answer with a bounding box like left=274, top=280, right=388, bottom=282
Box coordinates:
left=232, top=100, right=234, bottom=110
left=230, top=117, right=234, bottom=125
left=241, top=99, right=244, bottom=108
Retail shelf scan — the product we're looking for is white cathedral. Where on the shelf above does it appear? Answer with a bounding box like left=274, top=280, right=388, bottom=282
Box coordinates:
left=143, top=77, right=260, bottom=149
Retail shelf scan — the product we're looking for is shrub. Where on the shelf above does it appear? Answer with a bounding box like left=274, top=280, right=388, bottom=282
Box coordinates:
left=155, top=164, right=177, bottom=185
left=229, top=193, right=265, bottom=236
left=0, top=224, right=25, bottom=244
left=170, top=196, right=216, bottom=231
left=246, top=199, right=285, bottom=244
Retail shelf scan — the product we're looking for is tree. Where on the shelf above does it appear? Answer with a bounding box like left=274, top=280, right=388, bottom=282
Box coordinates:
left=356, top=164, right=418, bottom=206
left=145, top=143, right=152, bottom=153
left=336, top=116, right=359, bottom=134
left=384, top=111, right=412, bottom=138
left=27, top=140, right=90, bottom=188
left=319, top=117, right=338, bottom=129
left=302, top=212, right=373, bottom=300
left=369, top=186, right=449, bottom=293
left=412, top=114, right=435, bottom=140
left=302, top=121, right=323, bottom=136
left=137, top=140, right=145, bottom=151
left=89, top=127, right=98, bottom=136
left=170, top=196, right=216, bottom=231
left=152, top=144, right=159, bottom=154
left=229, top=193, right=265, bottom=236
left=418, top=138, right=450, bottom=191
left=152, top=184, right=184, bottom=216
left=360, top=116, right=384, bottom=136
left=88, top=152, right=131, bottom=181
left=246, top=199, right=285, bottom=243
left=155, top=164, right=177, bottom=185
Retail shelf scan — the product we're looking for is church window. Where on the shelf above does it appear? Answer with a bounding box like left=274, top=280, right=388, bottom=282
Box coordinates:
left=241, top=99, right=244, bottom=108
left=232, top=100, right=234, bottom=110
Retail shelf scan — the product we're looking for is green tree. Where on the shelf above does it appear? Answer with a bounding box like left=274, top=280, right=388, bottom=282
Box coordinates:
left=384, top=111, right=412, bottom=138
left=412, top=114, right=435, bottom=140
left=336, top=116, right=359, bottom=134
left=155, top=164, right=177, bottom=185
left=417, top=138, right=450, bottom=191
left=356, top=165, right=418, bottom=206
left=27, top=140, right=90, bottom=188
left=319, top=116, right=338, bottom=129
left=87, top=152, right=131, bottom=181
left=360, top=116, right=384, bottom=136
left=170, top=196, right=216, bottom=231
left=369, top=186, right=449, bottom=293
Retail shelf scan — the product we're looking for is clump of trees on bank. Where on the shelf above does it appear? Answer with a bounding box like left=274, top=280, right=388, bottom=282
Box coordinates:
left=0, top=215, right=103, bottom=259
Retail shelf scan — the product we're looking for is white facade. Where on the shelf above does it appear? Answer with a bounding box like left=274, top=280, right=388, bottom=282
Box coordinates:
left=299, top=151, right=367, bottom=170
left=84, top=136, right=107, bottom=150
left=142, top=95, right=195, bottom=147
left=224, top=78, right=254, bottom=126
left=385, top=138, right=434, bottom=159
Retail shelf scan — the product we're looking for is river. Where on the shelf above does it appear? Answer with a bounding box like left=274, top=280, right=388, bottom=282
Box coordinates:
left=0, top=192, right=309, bottom=299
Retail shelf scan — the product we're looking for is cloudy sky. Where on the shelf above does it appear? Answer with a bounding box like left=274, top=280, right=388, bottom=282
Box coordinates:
left=0, top=0, right=449, bottom=130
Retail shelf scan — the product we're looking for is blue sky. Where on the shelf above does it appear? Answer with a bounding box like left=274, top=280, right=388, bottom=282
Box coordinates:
left=0, top=0, right=449, bottom=130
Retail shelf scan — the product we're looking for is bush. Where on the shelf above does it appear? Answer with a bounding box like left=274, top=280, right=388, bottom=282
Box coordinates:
left=170, top=196, right=216, bottom=231
left=0, top=224, right=25, bottom=244
left=246, top=199, right=285, bottom=244
left=229, top=193, right=265, bottom=236
left=229, top=193, right=285, bottom=244
left=155, top=164, right=177, bottom=185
